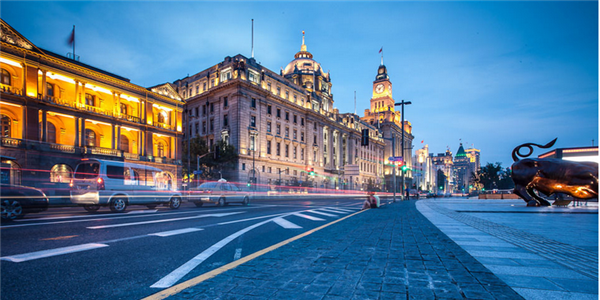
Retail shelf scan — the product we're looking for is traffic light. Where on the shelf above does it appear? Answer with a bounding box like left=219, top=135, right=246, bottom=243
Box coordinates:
left=361, top=129, right=369, bottom=146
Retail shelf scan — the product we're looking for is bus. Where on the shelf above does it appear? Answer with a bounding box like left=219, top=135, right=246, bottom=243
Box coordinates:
left=70, top=158, right=182, bottom=212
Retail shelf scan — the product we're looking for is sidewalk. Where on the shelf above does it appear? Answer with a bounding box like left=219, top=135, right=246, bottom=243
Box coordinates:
left=166, top=200, right=523, bottom=300
left=417, top=198, right=598, bottom=300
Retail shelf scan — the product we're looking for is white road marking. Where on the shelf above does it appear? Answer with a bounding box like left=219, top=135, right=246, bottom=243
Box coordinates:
left=127, top=210, right=158, bottom=214
left=320, top=208, right=350, bottom=214
left=292, top=213, right=325, bottom=221
left=149, top=228, right=203, bottom=237
left=307, top=210, right=338, bottom=217
left=1, top=243, right=109, bottom=263
left=233, top=248, right=242, bottom=260
left=273, top=217, right=302, bottom=229
left=150, top=217, right=275, bottom=288
left=87, top=212, right=243, bottom=229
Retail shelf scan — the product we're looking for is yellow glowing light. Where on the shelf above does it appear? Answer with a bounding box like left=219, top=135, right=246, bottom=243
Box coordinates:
left=0, top=101, right=22, bottom=108
left=0, top=57, right=22, bottom=68
left=47, top=73, right=76, bottom=84
left=152, top=103, right=172, bottom=111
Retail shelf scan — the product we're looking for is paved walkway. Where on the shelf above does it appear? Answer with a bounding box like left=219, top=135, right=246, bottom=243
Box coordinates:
left=167, top=200, right=523, bottom=300
left=417, top=198, right=598, bottom=300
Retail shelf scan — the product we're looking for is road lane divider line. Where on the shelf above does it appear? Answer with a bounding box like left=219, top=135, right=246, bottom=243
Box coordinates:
left=307, top=210, right=338, bottom=217
left=87, top=212, right=244, bottom=229
left=142, top=208, right=367, bottom=300
left=0, top=243, right=109, bottom=263
left=292, top=213, right=325, bottom=221
left=150, top=217, right=274, bottom=288
left=149, top=228, right=203, bottom=237
left=273, top=217, right=302, bottom=229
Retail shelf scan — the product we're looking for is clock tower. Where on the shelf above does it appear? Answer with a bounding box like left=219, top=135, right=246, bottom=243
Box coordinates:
left=371, top=64, right=394, bottom=113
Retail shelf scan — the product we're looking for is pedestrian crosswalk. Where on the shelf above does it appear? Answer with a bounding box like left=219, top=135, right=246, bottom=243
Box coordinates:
left=271, top=206, right=360, bottom=229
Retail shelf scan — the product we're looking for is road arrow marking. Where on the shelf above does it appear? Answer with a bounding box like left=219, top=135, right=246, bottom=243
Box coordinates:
left=1, top=243, right=109, bottom=263
left=87, top=212, right=244, bottom=229
left=149, top=228, right=204, bottom=237
left=273, top=217, right=302, bottom=229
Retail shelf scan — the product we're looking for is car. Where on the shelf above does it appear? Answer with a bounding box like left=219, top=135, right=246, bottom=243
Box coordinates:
left=1, top=183, right=49, bottom=220
left=189, top=180, right=250, bottom=207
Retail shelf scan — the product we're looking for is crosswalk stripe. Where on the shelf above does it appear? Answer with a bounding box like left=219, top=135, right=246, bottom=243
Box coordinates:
left=307, top=210, right=338, bottom=217
left=293, top=213, right=325, bottom=221
left=149, top=228, right=203, bottom=237
left=1, top=243, right=109, bottom=263
left=273, top=217, right=302, bottom=229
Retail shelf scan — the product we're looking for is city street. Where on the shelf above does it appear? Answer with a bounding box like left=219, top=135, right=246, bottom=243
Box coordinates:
left=1, top=196, right=369, bottom=300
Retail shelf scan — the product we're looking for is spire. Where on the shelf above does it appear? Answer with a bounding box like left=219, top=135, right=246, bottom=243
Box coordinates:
left=301, top=30, right=307, bottom=52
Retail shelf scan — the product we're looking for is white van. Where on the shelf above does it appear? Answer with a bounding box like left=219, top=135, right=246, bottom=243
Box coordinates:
left=70, top=158, right=182, bottom=212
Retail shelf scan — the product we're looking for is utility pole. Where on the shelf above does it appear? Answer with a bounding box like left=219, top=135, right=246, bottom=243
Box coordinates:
left=394, top=100, right=411, bottom=200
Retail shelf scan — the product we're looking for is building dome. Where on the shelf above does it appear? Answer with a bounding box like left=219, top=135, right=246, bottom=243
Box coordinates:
left=282, top=31, right=329, bottom=81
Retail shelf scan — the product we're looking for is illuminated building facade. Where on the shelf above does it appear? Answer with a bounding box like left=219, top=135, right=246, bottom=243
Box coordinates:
left=172, top=33, right=386, bottom=190
left=0, top=20, right=183, bottom=199
left=361, top=62, right=414, bottom=192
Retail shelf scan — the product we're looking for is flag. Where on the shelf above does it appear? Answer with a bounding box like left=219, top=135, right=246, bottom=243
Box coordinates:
left=67, top=26, right=75, bottom=46
left=379, top=47, right=382, bottom=53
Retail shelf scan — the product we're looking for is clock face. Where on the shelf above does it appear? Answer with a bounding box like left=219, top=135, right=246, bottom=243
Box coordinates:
left=375, top=84, right=384, bottom=94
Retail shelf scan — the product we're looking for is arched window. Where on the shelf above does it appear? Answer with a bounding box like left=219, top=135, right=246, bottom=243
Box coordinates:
left=1, top=69, right=11, bottom=86
left=1, top=114, right=11, bottom=138
left=157, top=142, right=165, bottom=157
left=85, top=129, right=97, bottom=147
left=47, top=122, right=57, bottom=144
left=120, top=135, right=129, bottom=153
left=50, top=164, right=73, bottom=183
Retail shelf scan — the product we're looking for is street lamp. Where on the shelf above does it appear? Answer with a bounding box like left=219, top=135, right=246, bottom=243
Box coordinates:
left=394, top=100, right=411, bottom=200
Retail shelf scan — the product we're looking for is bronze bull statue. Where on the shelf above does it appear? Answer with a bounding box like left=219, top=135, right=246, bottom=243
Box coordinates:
left=511, top=138, right=598, bottom=206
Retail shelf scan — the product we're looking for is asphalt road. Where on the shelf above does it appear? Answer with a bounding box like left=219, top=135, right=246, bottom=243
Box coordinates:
left=1, top=196, right=374, bottom=300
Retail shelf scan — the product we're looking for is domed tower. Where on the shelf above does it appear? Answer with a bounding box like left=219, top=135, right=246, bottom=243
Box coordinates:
left=282, top=31, right=333, bottom=111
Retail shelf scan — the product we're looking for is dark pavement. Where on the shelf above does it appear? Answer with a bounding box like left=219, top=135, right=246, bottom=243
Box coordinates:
left=164, top=200, right=523, bottom=300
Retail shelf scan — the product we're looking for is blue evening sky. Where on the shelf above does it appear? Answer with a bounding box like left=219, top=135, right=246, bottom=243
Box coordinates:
left=1, top=1, right=597, bottom=167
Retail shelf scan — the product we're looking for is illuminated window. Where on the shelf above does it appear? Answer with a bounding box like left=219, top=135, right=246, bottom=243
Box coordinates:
left=1, top=69, right=10, bottom=85
left=50, top=164, right=73, bottom=183
left=121, top=135, right=130, bottom=152
left=1, top=114, right=11, bottom=138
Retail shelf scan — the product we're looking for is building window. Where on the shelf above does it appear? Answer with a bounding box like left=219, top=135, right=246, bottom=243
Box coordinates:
left=285, top=145, right=289, bottom=157
left=1, top=69, right=10, bottom=85
left=285, top=112, right=289, bottom=121
left=267, top=141, right=271, bottom=154
left=224, top=97, right=228, bottom=108
left=301, top=117, right=304, bottom=126
left=85, top=93, right=95, bottom=106
left=267, top=122, right=271, bottom=133
left=251, top=98, right=256, bottom=109
left=267, top=105, right=272, bottom=115
left=224, top=115, right=228, bottom=127
left=276, top=108, right=281, bottom=118
left=276, top=124, right=281, bottom=135
left=85, top=129, right=97, bottom=147
left=276, top=142, right=281, bottom=156
left=250, top=115, right=256, bottom=127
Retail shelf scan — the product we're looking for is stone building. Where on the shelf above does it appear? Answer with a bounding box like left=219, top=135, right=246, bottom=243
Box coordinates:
left=0, top=20, right=183, bottom=201
left=169, top=33, right=386, bottom=191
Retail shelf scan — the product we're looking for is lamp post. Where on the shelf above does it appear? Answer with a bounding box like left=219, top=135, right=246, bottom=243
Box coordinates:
left=394, top=100, right=411, bottom=200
